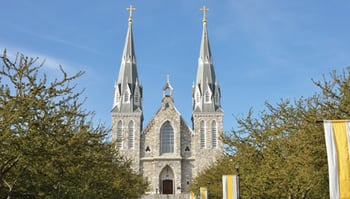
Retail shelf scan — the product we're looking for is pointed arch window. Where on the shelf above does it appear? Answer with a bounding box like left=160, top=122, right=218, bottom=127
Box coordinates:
left=195, top=91, right=200, bottom=104
left=128, top=121, right=134, bottom=149
left=124, top=90, right=130, bottom=103
left=134, top=91, right=140, bottom=104
left=211, top=120, right=217, bottom=148
left=161, top=122, right=174, bottom=154
left=214, top=91, right=219, bottom=105
left=205, top=90, right=211, bottom=103
left=115, top=89, right=120, bottom=105
left=117, top=121, right=123, bottom=148
left=200, top=120, right=206, bottom=148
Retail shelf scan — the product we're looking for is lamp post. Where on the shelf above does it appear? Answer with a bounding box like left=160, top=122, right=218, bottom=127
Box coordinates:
left=235, top=165, right=240, bottom=199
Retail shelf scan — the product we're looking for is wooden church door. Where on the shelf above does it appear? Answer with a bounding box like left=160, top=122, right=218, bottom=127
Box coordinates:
left=160, top=165, right=174, bottom=194
left=162, top=179, right=173, bottom=194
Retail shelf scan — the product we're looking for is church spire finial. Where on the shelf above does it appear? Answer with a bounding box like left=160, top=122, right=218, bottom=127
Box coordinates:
left=126, top=5, right=136, bottom=23
left=200, top=5, right=209, bottom=23
left=166, top=74, right=170, bottom=84
left=163, top=74, right=174, bottom=98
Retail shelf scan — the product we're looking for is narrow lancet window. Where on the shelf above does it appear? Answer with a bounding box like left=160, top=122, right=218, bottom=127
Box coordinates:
left=196, top=91, right=200, bottom=104
left=211, top=120, right=217, bottom=148
left=124, top=90, right=130, bottom=103
left=134, top=91, right=140, bottom=104
left=117, top=121, right=123, bottom=148
left=128, top=121, right=134, bottom=149
left=115, top=89, right=120, bottom=105
left=205, top=91, right=211, bottom=103
left=200, top=120, right=206, bottom=148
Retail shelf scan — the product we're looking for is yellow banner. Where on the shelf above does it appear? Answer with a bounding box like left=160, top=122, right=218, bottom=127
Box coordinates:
left=190, top=191, right=196, bottom=199
left=200, top=187, right=207, bottom=199
left=332, top=121, right=350, bottom=199
left=222, top=175, right=238, bottom=199
left=324, top=120, right=350, bottom=199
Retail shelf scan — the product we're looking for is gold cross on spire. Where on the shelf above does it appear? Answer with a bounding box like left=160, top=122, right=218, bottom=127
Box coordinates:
left=200, top=5, right=209, bottom=23
left=126, top=5, right=136, bottom=22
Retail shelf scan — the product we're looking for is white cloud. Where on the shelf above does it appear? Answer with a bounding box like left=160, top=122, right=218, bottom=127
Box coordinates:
left=8, top=23, right=101, bottom=55
left=0, top=45, right=84, bottom=75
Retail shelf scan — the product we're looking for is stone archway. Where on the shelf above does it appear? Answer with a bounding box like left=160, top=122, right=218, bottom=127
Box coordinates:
left=159, top=165, right=174, bottom=194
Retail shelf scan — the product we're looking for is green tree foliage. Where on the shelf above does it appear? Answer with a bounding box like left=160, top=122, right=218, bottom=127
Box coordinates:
left=0, top=50, right=148, bottom=198
left=190, top=157, right=235, bottom=199
left=313, top=69, right=350, bottom=119
left=191, top=68, right=349, bottom=198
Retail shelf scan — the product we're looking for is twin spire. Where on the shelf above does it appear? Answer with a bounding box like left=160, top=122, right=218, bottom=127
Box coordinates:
left=113, top=5, right=221, bottom=114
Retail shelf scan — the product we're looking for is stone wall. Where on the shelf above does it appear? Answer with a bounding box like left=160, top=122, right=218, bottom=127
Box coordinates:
left=111, top=112, right=143, bottom=172
left=191, top=112, right=224, bottom=177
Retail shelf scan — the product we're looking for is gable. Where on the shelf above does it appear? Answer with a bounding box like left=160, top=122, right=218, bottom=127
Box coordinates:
left=143, top=96, right=184, bottom=135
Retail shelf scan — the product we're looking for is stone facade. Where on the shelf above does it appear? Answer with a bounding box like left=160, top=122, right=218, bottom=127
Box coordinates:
left=111, top=9, right=223, bottom=196
left=112, top=84, right=223, bottom=195
left=140, top=94, right=194, bottom=194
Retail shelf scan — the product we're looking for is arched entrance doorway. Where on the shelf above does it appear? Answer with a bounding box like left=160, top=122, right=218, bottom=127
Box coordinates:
left=159, top=165, right=174, bottom=194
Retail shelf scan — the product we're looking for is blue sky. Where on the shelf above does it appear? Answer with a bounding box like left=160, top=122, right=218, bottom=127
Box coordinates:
left=0, top=0, right=349, bottom=133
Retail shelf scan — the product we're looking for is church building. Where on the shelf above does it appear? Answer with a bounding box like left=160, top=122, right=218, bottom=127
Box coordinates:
left=111, top=5, right=224, bottom=195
